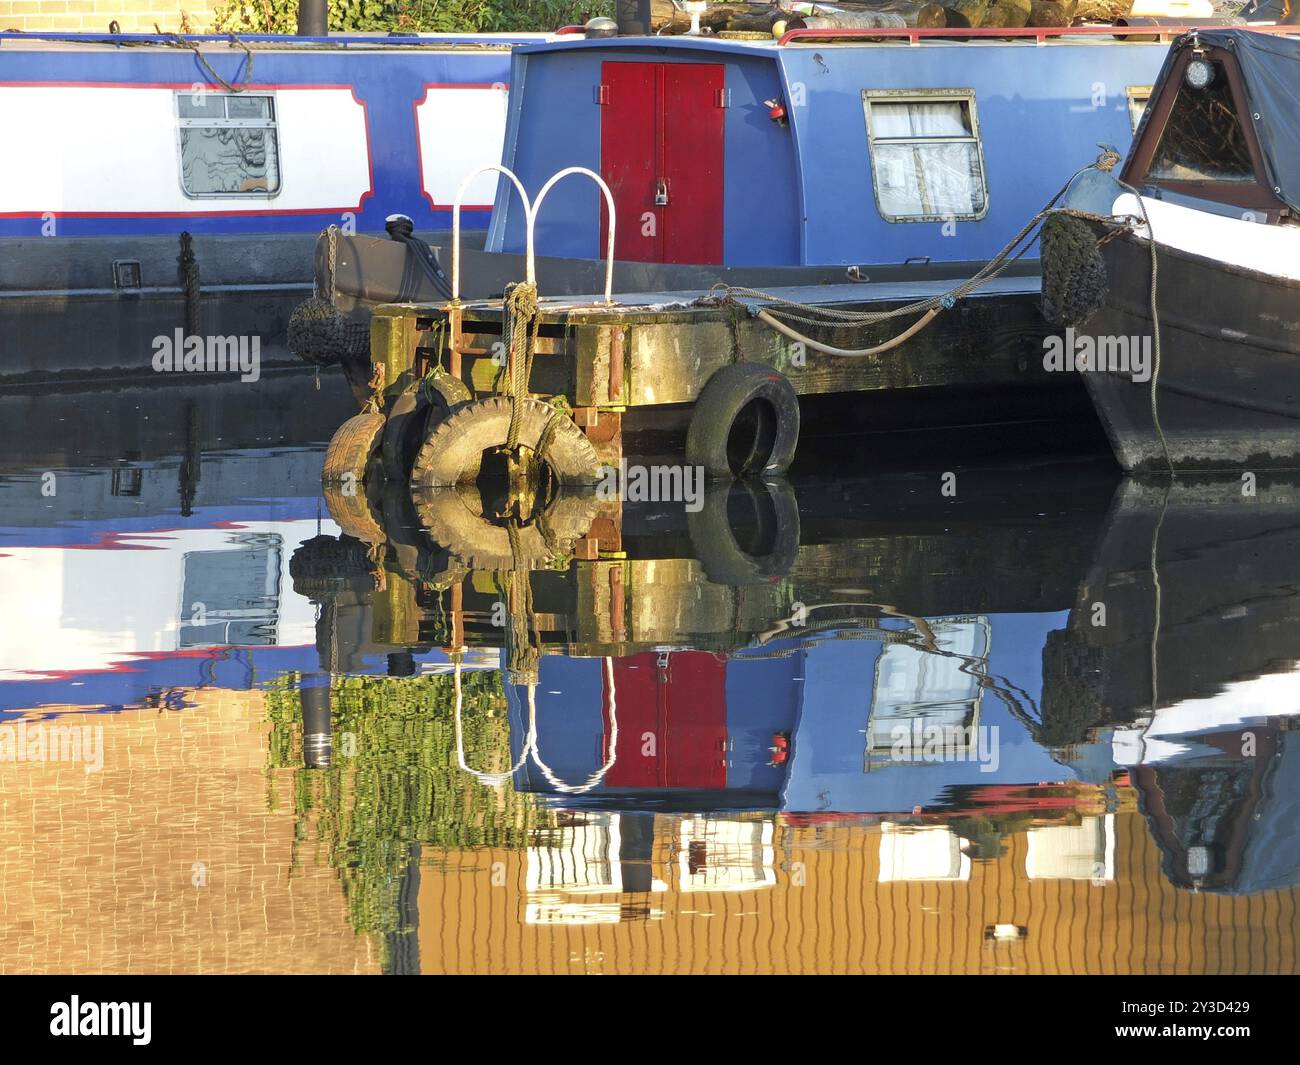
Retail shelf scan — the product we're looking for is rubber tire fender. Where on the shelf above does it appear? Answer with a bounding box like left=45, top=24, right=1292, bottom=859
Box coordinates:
left=381, top=374, right=472, bottom=483
left=323, top=411, right=385, bottom=487
left=323, top=478, right=386, bottom=546
left=413, top=485, right=599, bottom=571
left=686, top=363, right=800, bottom=479
left=687, top=477, right=800, bottom=586
left=411, top=395, right=602, bottom=488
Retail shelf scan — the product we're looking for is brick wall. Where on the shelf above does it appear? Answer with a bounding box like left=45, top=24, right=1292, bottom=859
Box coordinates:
left=0, top=0, right=224, bottom=33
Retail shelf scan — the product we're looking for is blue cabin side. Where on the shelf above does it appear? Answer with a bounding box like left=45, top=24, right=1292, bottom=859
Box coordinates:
left=0, top=32, right=536, bottom=238
left=485, top=36, right=1171, bottom=268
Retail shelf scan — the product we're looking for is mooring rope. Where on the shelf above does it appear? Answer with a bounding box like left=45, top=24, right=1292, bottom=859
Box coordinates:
left=707, top=150, right=1122, bottom=358
left=1111, top=181, right=1176, bottom=478
left=501, top=281, right=539, bottom=451
left=159, top=30, right=255, bottom=92
left=496, top=280, right=575, bottom=484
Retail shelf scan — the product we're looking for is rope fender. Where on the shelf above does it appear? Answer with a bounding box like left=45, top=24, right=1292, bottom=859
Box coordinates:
left=500, top=280, right=573, bottom=472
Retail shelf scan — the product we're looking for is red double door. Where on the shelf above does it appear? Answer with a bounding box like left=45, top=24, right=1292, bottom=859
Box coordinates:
left=599, top=61, right=726, bottom=265
left=603, top=652, right=728, bottom=789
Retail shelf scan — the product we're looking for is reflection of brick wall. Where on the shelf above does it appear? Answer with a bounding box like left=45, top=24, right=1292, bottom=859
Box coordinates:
left=0, top=693, right=376, bottom=975
left=419, top=813, right=1300, bottom=975
left=0, top=1, right=223, bottom=33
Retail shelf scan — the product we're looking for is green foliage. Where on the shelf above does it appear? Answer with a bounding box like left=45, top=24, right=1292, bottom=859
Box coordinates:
left=212, top=0, right=611, bottom=34
left=266, top=670, right=544, bottom=958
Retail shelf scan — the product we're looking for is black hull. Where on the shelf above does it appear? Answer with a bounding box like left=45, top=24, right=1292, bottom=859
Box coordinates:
left=1078, top=226, right=1300, bottom=472
left=0, top=230, right=454, bottom=387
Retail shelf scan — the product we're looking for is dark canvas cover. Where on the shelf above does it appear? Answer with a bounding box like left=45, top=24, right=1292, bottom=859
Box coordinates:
left=1187, top=30, right=1300, bottom=214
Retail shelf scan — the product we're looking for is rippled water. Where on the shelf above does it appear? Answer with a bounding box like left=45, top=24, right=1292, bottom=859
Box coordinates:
left=1, top=371, right=1297, bottom=975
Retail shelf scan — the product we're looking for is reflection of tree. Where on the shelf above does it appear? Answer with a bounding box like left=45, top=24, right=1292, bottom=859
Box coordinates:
left=266, top=671, right=542, bottom=964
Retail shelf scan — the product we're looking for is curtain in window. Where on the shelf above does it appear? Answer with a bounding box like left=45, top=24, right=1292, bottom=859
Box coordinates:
left=872, top=100, right=970, bottom=138
left=181, top=127, right=281, bottom=195
left=870, top=101, right=984, bottom=218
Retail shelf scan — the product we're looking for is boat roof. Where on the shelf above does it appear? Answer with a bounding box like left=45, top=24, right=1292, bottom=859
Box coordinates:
left=514, top=22, right=1300, bottom=56
left=0, top=30, right=549, bottom=52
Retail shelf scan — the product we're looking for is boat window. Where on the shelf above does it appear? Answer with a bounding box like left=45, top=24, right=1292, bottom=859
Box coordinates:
left=864, top=615, right=989, bottom=770
left=175, top=92, right=281, bottom=197
left=863, top=91, right=988, bottom=222
left=1126, top=87, right=1152, bottom=133
left=1147, top=66, right=1255, bottom=183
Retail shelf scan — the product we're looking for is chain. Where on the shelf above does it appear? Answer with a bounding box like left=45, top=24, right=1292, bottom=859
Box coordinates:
left=326, top=224, right=338, bottom=304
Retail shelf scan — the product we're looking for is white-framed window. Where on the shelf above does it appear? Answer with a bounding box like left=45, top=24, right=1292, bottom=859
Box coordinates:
left=176, top=91, right=281, bottom=197
left=863, top=90, right=988, bottom=222
left=1126, top=86, right=1152, bottom=133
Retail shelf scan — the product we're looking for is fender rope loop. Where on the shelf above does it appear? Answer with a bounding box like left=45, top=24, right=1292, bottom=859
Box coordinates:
left=160, top=30, right=255, bottom=93
left=501, top=281, right=540, bottom=452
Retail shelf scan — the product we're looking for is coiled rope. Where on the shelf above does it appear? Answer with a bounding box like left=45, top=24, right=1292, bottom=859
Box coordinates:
left=501, top=281, right=540, bottom=452
left=707, top=150, right=1123, bottom=359
left=497, top=280, right=575, bottom=482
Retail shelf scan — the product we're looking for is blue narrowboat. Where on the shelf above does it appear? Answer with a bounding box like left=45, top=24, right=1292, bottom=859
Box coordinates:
left=312, top=25, right=1187, bottom=480
left=0, top=29, right=553, bottom=383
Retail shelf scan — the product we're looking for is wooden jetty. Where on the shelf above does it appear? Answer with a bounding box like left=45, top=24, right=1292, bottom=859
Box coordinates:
left=360, top=269, right=1057, bottom=484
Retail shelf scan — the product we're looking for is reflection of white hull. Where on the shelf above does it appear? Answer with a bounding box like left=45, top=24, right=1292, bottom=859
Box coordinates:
left=1111, top=667, right=1300, bottom=766
left=0, top=517, right=331, bottom=680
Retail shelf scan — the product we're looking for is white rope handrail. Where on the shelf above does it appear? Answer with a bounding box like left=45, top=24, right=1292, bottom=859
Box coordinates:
left=453, top=654, right=534, bottom=788
left=527, top=656, right=620, bottom=794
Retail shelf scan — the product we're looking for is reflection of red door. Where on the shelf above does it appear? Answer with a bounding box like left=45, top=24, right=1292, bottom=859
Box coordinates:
left=599, top=62, right=725, bottom=265
left=604, top=652, right=727, bottom=788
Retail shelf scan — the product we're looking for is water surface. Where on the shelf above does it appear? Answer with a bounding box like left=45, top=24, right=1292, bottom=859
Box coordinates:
left=1, top=374, right=1297, bottom=975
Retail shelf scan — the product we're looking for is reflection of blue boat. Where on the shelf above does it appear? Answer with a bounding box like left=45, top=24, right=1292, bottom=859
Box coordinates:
left=504, top=610, right=1074, bottom=815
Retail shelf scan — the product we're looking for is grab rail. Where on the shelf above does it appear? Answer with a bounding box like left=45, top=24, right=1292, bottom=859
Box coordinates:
left=450, top=163, right=532, bottom=303
left=451, top=164, right=616, bottom=305
left=528, top=166, right=618, bottom=305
